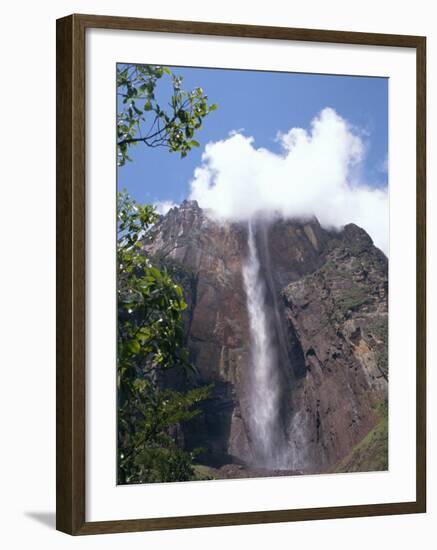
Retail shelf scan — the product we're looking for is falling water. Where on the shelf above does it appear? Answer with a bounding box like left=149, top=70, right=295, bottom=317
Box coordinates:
left=242, top=221, right=289, bottom=468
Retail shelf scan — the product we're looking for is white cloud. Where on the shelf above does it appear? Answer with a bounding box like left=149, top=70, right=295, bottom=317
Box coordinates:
left=154, top=200, right=178, bottom=216
left=189, top=108, right=388, bottom=254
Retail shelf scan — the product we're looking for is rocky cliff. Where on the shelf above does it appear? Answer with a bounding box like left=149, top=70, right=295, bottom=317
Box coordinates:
left=143, top=200, right=388, bottom=476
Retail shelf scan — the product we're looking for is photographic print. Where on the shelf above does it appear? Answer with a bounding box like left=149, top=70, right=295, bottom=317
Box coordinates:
left=116, top=63, right=389, bottom=485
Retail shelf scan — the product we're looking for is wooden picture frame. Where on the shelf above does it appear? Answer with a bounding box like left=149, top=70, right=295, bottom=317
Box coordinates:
left=56, top=13, right=426, bottom=535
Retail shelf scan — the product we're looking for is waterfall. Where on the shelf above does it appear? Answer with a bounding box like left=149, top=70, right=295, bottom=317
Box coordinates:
left=242, top=221, right=289, bottom=469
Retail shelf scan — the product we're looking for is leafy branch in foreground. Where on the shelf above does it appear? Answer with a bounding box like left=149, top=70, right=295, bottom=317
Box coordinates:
left=117, top=190, right=211, bottom=484
left=117, top=64, right=217, bottom=165
left=116, top=65, right=217, bottom=483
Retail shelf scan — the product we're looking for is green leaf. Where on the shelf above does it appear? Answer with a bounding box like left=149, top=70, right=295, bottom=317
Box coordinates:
left=127, top=340, right=141, bottom=354
left=190, top=140, right=200, bottom=148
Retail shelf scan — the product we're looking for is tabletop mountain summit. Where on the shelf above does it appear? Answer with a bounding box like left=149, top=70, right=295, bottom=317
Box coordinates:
left=142, top=200, right=388, bottom=478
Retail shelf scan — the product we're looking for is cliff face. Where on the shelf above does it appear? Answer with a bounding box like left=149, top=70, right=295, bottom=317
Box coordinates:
left=144, top=200, right=388, bottom=475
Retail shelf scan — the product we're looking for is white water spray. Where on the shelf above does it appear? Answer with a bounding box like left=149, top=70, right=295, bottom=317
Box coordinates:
left=242, top=222, right=288, bottom=468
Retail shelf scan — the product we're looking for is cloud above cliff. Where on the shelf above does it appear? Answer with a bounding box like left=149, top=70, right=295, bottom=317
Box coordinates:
left=154, top=200, right=177, bottom=216
left=189, top=108, right=388, bottom=254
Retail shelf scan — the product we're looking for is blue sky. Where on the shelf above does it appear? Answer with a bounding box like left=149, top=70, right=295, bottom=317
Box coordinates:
left=117, top=66, right=388, bottom=207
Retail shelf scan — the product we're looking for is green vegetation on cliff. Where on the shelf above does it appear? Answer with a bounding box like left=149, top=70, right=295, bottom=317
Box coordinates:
left=333, top=401, right=388, bottom=473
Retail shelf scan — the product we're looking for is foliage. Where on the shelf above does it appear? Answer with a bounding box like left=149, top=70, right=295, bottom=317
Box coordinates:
left=117, top=191, right=187, bottom=376
left=117, top=190, right=210, bottom=484
left=116, top=64, right=217, bottom=483
left=117, top=64, right=217, bottom=166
